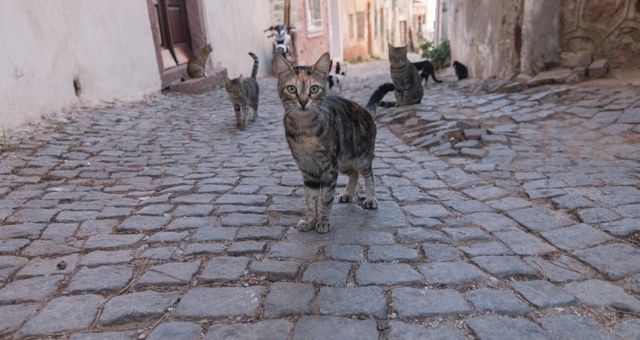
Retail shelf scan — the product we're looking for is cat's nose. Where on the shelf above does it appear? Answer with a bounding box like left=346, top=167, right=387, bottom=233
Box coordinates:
left=299, top=99, right=308, bottom=110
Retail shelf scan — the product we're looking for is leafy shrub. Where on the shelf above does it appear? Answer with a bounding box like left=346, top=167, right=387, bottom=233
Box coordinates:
left=420, top=40, right=450, bottom=70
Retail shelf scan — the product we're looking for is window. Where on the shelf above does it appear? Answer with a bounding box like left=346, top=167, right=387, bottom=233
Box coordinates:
left=349, top=13, right=354, bottom=39
left=356, top=11, right=365, bottom=40
left=306, top=0, right=323, bottom=34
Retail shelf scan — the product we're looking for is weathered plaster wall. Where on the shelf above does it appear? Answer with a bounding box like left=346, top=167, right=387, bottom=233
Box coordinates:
left=0, top=0, right=160, bottom=129
left=563, top=0, right=640, bottom=68
left=290, top=0, right=331, bottom=66
left=520, top=0, right=563, bottom=75
left=447, top=0, right=524, bottom=79
left=203, top=0, right=274, bottom=78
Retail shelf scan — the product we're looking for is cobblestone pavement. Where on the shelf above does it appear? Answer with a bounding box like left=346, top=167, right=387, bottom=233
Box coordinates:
left=1, top=60, right=639, bottom=339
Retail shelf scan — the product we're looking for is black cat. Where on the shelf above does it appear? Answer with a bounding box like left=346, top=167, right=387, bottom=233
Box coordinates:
left=411, top=60, right=442, bottom=84
left=327, top=60, right=346, bottom=93
left=453, top=61, right=468, bottom=80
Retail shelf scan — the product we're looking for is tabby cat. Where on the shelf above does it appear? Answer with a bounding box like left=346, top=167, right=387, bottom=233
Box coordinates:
left=224, top=52, right=260, bottom=130
left=366, top=44, right=424, bottom=114
left=187, top=43, right=212, bottom=78
left=273, top=52, right=378, bottom=233
left=412, top=60, right=442, bottom=84
left=453, top=61, right=469, bottom=80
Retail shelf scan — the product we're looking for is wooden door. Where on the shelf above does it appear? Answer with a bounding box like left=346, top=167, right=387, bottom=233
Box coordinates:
left=152, top=0, right=192, bottom=70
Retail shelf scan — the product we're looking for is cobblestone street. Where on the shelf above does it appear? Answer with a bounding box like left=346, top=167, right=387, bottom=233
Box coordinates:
left=1, top=60, right=639, bottom=339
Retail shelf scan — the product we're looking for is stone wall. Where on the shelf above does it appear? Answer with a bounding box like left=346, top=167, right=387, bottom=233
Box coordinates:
left=563, top=0, right=640, bottom=68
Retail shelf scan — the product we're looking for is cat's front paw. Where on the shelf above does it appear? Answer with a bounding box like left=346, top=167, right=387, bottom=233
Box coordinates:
left=362, top=198, right=378, bottom=209
left=338, top=193, right=352, bottom=203
left=297, top=219, right=314, bottom=232
left=315, top=220, right=331, bottom=233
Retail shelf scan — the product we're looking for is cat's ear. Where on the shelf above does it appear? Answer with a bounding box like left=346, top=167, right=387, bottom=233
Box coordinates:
left=272, top=54, right=292, bottom=81
left=313, top=52, right=331, bottom=79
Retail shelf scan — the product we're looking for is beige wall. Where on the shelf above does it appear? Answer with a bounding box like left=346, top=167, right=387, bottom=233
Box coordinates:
left=203, top=0, right=275, bottom=77
left=0, top=0, right=160, bottom=129
left=290, top=0, right=331, bottom=66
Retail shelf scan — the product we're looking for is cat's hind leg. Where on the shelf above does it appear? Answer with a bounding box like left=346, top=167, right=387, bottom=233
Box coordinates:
left=361, top=166, right=378, bottom=209
left=339, top=170, right=359, bottom=203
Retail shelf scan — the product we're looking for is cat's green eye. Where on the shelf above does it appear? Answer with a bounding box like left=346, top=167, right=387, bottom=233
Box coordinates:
left=286, top=85, right=297, bottom=94
left=309, top=85, right=320, bottom=94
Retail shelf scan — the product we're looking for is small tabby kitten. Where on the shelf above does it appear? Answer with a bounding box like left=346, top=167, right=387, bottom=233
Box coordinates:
left=225, top=52, right=260, bottom=130
left=453, top=61, right=469, bottom=80
left=187, top=43, right=212, bottom=78
left=273, top=52, right=378, bottom=233
left=367, top=44, right=424, bottom=113
left=412, top=60, right=442, bottom=84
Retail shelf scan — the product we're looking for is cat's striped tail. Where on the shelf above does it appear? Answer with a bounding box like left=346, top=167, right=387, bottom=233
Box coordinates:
left=248, top=52, right=259, bottom=79
left=365, top=82, right=395, bottom=115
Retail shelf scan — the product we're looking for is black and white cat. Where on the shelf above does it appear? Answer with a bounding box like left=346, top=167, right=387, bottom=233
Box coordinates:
left=327, top=60, right=346, bottom=93
left=453, top=61, right=469, bottom=80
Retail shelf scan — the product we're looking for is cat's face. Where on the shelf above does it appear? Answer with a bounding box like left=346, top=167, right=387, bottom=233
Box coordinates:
left=225, top=75, right=245, bottom=102
left=388, top=44, right=408, bottom=64
left=273, top=53, right=331, bottom=113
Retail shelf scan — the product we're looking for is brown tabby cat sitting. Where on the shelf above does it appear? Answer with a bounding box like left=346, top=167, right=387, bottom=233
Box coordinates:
left=273, top=52, right=378, bottom=233
left=187, top=43, right=212, bottom=78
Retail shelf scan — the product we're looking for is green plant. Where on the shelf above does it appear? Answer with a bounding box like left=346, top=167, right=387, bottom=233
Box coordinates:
left=1, top=127, right=14, bottom=151
left=420, top=39, right=450, bottom=70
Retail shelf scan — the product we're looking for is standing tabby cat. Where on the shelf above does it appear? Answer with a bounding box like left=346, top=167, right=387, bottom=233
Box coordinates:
left=366, top=44, right=424, bottom=114
left=187, top=43, right=212, bottom=78
left=224, top=52, right=260, bottom=130
left=273, top=52, right=378, bottom=233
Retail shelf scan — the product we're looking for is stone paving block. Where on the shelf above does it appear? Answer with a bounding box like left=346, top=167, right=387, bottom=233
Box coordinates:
left=367, top=244, right=420, bottom=262
left=172, top=194, right=217, bottom=204
left=0, top=222, right=46, bottom=239
left=190, top=226, right=237, bottom=241
left=524, top=257, right=585, bottom=283
left=318, top=286, right=387, bottom=318
left=40, top=222, right=78, bottom=241
left=147, top=231, right=189, bottom=244
left=600, top=218, right=640, bottom=236
left=16, top=254, right=79, bottom=278
left=221, top=213, right=268, bottom=226
left=564, top=279, right=640, bottom=312
left=21, top=239, right=81, bottom=256
left=460, top=241, right=513, bottom=257
left=465, top=288, right=531, bottom=315
left=0, top=256, right=27, bottom=283
left=99, top=291, right=178, bottom=326
left=69, top=331, right=138, bottom=340
left=146, top=322, right=202, bottom=340
left=511, top=280, right=576, bottom=309
left=540, top=223, right=613, bottom=250
left=324, top=244, right=364, bottom=261
left=0, top=303, right=39, bottom=336
left=137, top=260, right=201, bottom=286
left=84, top=234, right=144, bottom=250
left=577, top=207, right=621, bottom=223
left=173, top=204, right=213, bottom=217
left=507, top=206, right=575, bottom=232
left=420, top=261, right=487, bottom=285
left=613, top=319, right=640, bottom=339
left=140, top=246, right=176, bottom=260
left=292, top=316, right=378, bottom=340
left=0, top=275, right=64, bottom=304
left=66, top=265, right=134, bottom=293
left=0, top=238, right=29, bottom=254
left=463, top=185, right=510, bottom=201
left=236, top=226, right=285, bottom=240
left=264, top=282, right=314, bottom=318
left=19, top=294, right=103, bottom=337
left=174, top=287, right=264, bottom=320
left=249, top=260, right=299, bottom=280
left=228, top=240, right=266, bottom=255
left=397, top=228, right=450, bottom=244
left=471, top=256, right=540, bottom=279
left=267, top=243, right=320, bottom=260
left=573, top=243, right=640, bottom=280
left=494, top=230, right=556, bottom=255
left=356, top=263, right=423, bottom=286
left=402, top=203, right=451, bottom=218
left=117, top=215, right=170, bottom=232
left=184, top=243, right=226, bottom=255
left=387, top=322, right=466, bottom=340
left=466, top=315, right=550, bottom=340
left=391, top=287, right=473, bottom=318
left=551, top=194, right=596, bottom=210
left=442, top=227, right=493, bottom=242
left=539, top=314, right=616, bottom=340
left=466, top=212, right=520, bottom=232
left=422, top=243, right=463, bottom=261
left=167, top=216, right=216, bottom=230
left=444, top=199, right=493, bottom=214
left=205, top=320, right=293, bottom=340
left=200, top=256, right=249, bottom=283
left=6, top=208, right=59, bottom=223
left=302, top=261, right=351, bottom=286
